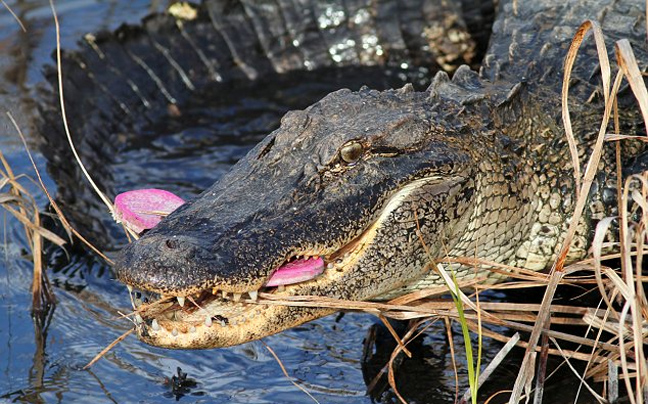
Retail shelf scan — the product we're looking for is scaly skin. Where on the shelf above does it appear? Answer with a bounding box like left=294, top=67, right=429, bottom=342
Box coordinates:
left=40, top=0, right=479, bottom=249
left=47, top=0, right=648, bottom=348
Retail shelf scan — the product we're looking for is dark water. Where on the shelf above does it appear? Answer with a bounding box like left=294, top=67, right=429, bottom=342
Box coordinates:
left=0, top=1, right=608, bottom=403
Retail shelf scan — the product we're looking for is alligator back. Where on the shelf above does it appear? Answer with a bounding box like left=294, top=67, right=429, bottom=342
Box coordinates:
left=38, top=0, right=486, bottom=248
left=483, top=0, right=647, bottom=97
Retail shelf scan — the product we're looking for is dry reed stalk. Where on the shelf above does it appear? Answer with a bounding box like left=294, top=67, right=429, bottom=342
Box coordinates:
left=261, top=341, right=321, bottom=404
left=0, top=144, right=66, bottom=311
left=506, top=20, right=648, bottom=402
left=83, top=328, right=135, bottom=369
left=0, top=0, right=26, bottom=32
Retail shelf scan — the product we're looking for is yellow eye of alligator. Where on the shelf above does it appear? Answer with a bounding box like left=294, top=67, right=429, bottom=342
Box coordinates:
left=339, top=141, right=364, bottom=164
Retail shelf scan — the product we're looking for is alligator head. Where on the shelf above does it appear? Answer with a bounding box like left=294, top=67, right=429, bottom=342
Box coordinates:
left=115, top=81, right=491, bottom=348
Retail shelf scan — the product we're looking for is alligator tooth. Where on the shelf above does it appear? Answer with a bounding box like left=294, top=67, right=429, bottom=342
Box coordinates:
left=177, top=296, right=186, bottom=307
left=278, top=285, right=285, bottom=292
left=204, top=316, right=213, bottom=327
left=172, top=328, right=179, bottom=336
left=326, top=263, right=334, bottom=269
left=151, top=319, right=160, bottom=331
left=164, top=311, right=174, bottom=320
left=127, top=285, right=133, bottom=293
left=189, top=326, right=196, bottom=333
left=135, top=314, right=143, bottom=324
left=248, top=290, right=258, bottom=301
left=221, top=291, right=228, bottom=299
left=233, top=293, right=242, bottom=302
left=219, top=320, right=226, bottom=327
left=134, top=298, right=142, bottom=307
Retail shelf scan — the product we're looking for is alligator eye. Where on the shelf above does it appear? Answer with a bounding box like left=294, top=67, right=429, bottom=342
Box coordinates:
left=339, top=141, right=364, bottom=164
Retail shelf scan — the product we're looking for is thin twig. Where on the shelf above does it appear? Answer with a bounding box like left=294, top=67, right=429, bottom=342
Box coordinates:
left=84, top=328, right=134, bottom=369
left=260, top=340, right=320, bottom=404
left=0, top=0, right=26, bottom=32
left=7, top=111, right=113, bottom=264
left=49, top=0, right=115, bottom=216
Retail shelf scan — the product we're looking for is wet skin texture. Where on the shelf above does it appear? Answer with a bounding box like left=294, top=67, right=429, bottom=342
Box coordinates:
left=43, top=0, right=648, bottom=348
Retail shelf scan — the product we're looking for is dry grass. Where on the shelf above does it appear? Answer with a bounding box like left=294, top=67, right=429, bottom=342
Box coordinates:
left=0, top=0, right=26, bottom=32
left=1, top=8, right=122, bottom=383
left=0, top=116, right=66, bottom=312
left=0, top=0, right=111, bottom=315
left=220, top=20, right=648, bottom=404
left=3, top=107, right=114, bottom=316
left=261, top=340, right=321, bottom=404
left=2, top=0, right=52, bottom=317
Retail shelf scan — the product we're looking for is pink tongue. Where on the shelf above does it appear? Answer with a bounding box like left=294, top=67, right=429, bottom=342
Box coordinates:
left=265, top=257, right=325, bottom=287
left=114, top=189, right=185, bottom=234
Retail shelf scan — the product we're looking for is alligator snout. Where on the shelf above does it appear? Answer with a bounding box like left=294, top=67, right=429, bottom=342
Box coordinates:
left=155, top=236, right=201, bottom=260
left=115, top=234, right=217, bottom=295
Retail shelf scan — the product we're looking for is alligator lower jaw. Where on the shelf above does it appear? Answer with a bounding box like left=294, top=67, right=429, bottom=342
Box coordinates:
left=134, top=299, right=336, bottom=349
left=127, top=225, right=376, bottom=349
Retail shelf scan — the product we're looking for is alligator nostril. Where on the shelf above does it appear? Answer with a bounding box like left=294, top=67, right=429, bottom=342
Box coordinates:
left=165, top=239, right=179, bottom=249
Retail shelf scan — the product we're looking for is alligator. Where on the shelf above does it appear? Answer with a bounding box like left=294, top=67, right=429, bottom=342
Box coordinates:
left=42, top=0, right=647, bottom=349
